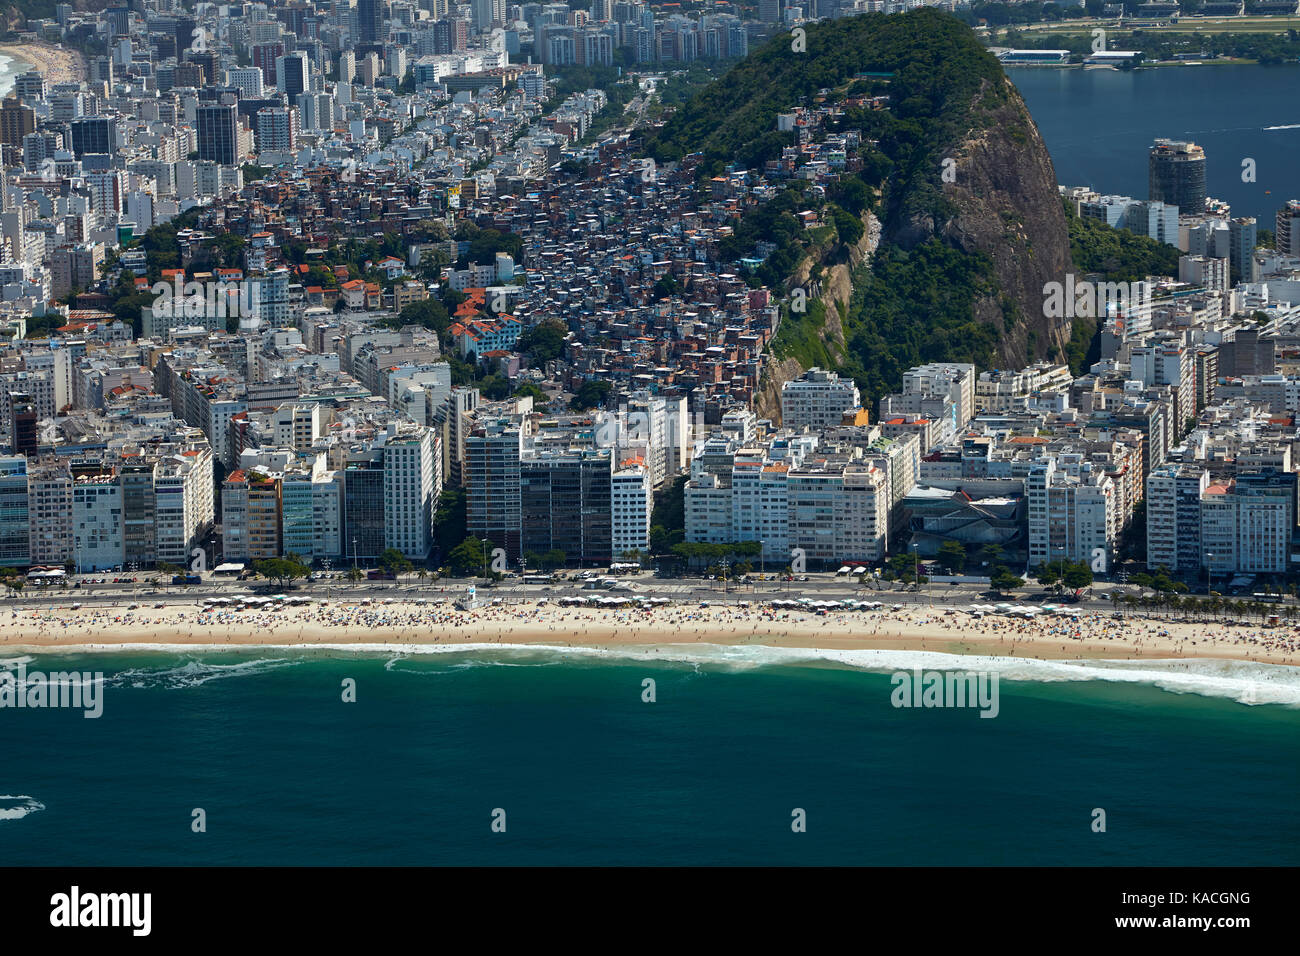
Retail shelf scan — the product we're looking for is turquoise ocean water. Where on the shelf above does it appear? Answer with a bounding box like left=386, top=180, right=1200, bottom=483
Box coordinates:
left=1, top=645, right=1296, bottom=866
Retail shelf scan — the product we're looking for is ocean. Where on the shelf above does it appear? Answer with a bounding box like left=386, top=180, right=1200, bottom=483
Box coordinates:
left=1009, top=64, right=1300, bottom=225
left=0, top=52, right=31, bottom=100
left=2, top=645, right=1297, bottom=866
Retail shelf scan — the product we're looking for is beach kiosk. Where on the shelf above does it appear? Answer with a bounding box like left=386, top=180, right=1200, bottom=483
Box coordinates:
left=456, top=584, right=481, bottom=611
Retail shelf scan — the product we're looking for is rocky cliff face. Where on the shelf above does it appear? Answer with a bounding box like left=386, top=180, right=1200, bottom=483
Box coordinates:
left=754, top=212, right=881, bottom=422
left=756, top=75, right=1073, bottom=419
left=900, top=75, right=1072, bottom=369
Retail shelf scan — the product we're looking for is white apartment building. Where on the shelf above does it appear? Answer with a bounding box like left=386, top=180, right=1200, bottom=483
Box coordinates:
left=312, top=470, right=343, bottom=560
left=221, top=474, right=249, bottom=562
left=611, top=461, right=652, bottom=558
left=27, top=464, right=74, bottom=565
left=1027, top=457, right=1116, bottom=569
left=1129, top=343, right=1194, bottom=432
left=787, top=458, right=889, bottom=565
left=1200, top=474, right=1295, bottom=575
left=273, top=402, right=323, bottom=450
left=72, top=474, right=123, bottom=571
left=731, top=457, right=791, bottom=564
left=383, top=426, right=439, bottom=559
left=975, top=363, right=1074, bottom=414
left=781, top=367, right=861, bottom=429
left=1146, top=464, right=1209, bottom=574
left=684, top=470, right=733, bottom=545
left=154, top=447, right=214, bottom=567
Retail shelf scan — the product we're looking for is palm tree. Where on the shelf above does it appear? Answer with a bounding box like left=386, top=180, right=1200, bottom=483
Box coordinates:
left=417, top=569, right=429, bottom=588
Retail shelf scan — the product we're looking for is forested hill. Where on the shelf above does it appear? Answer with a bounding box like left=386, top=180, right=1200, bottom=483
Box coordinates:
left=644, top=10, right=1077, bottom=409
left=646, top=9, right=1005, bottom=234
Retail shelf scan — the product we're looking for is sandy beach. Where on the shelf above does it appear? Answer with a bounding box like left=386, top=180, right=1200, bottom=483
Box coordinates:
left=0, top=41, right=87, bottom=88
left=4, top=597, right=1299, bottom=667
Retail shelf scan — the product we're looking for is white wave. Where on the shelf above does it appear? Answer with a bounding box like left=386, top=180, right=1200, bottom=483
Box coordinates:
left=107, top=656, right=303, bottom=690
left=18, top=641, right=1300, bottom=706
left=0, top=795, right=45, bottom=822
left=1263, top=124, right=1300, bottom=131
left=383, top=652, right=559, bottom=675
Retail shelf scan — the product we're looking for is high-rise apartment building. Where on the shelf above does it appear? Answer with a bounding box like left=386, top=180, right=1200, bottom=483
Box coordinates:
left=1149, top=138, right=1207, bottom=215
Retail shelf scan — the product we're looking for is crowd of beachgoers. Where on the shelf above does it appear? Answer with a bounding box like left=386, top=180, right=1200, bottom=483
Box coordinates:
left=3, top=593, right=1298, bottom=665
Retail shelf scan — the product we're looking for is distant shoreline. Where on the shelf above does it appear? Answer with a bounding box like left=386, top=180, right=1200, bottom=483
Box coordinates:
left=1002, top=58, right=1275, bottom=69
left=0, top=47, right=31, bottom=98
left=0, top=40, right=87, bottom=89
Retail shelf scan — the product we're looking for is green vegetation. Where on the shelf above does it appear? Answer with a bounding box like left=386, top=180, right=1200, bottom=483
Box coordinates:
left=648, top=10, right=1007, bottom=188
left=512, top=382, right=548, bottom=405
left=433, top=488, right=467, bottom=558
left=841, top=241, right=1000, bottom=404
left=446, top=537, right=488, bottom=577
left=569, top=379, right=612, bottom=411
left=644, top=11, right=1039, bottom=406
left=377, top=548, right=415, bottom=579
left=452, top=222, right=522, bottom=270
left=649, top=476, right=687, bottom=556
left=768, top=295, right=839, bottom=370
left=670, top=541, right=762, bottom=566
left=523, top=549, right=567, bottom=570
left=379, top=298, right=451, bottom=337
left=1066, top=203, right=1181, bottom=283
left=936, top=540, right=968, bottom=574
left=990, top=566, right=1025, bottom=594
left=1034, top=559, right=1095, bottom=594
left=1130, top=568, right=1189, bottom=594
left=516, top=319, right=567, bottom=363
left=252, top=556, right=311, bottom=589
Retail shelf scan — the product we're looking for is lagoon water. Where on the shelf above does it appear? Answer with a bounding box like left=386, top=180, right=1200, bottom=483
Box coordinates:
left=2, top=647, right=1296, bottom=865
left=1010, top=64, right=1300, bottom=225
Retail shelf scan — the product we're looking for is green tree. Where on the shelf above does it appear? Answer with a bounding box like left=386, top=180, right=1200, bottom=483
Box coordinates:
left=433, top=488, right=467, bottom=556
left=1036, top=559, right=1065, bottom=593
left=1062, top=561, right=1093, bottom=594
left=990, top=566, right=1024, bottom=595
left=570, top=379, right=612, bottom=411
left=252, top=556, right=311, bottom=589
left=378, top=548, right=414, bottom=582
left=447, top=538, right=487, bottom=577
left=517, top=319, right=568, bottom=363
left=935, top=540, right=966, bottom=574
